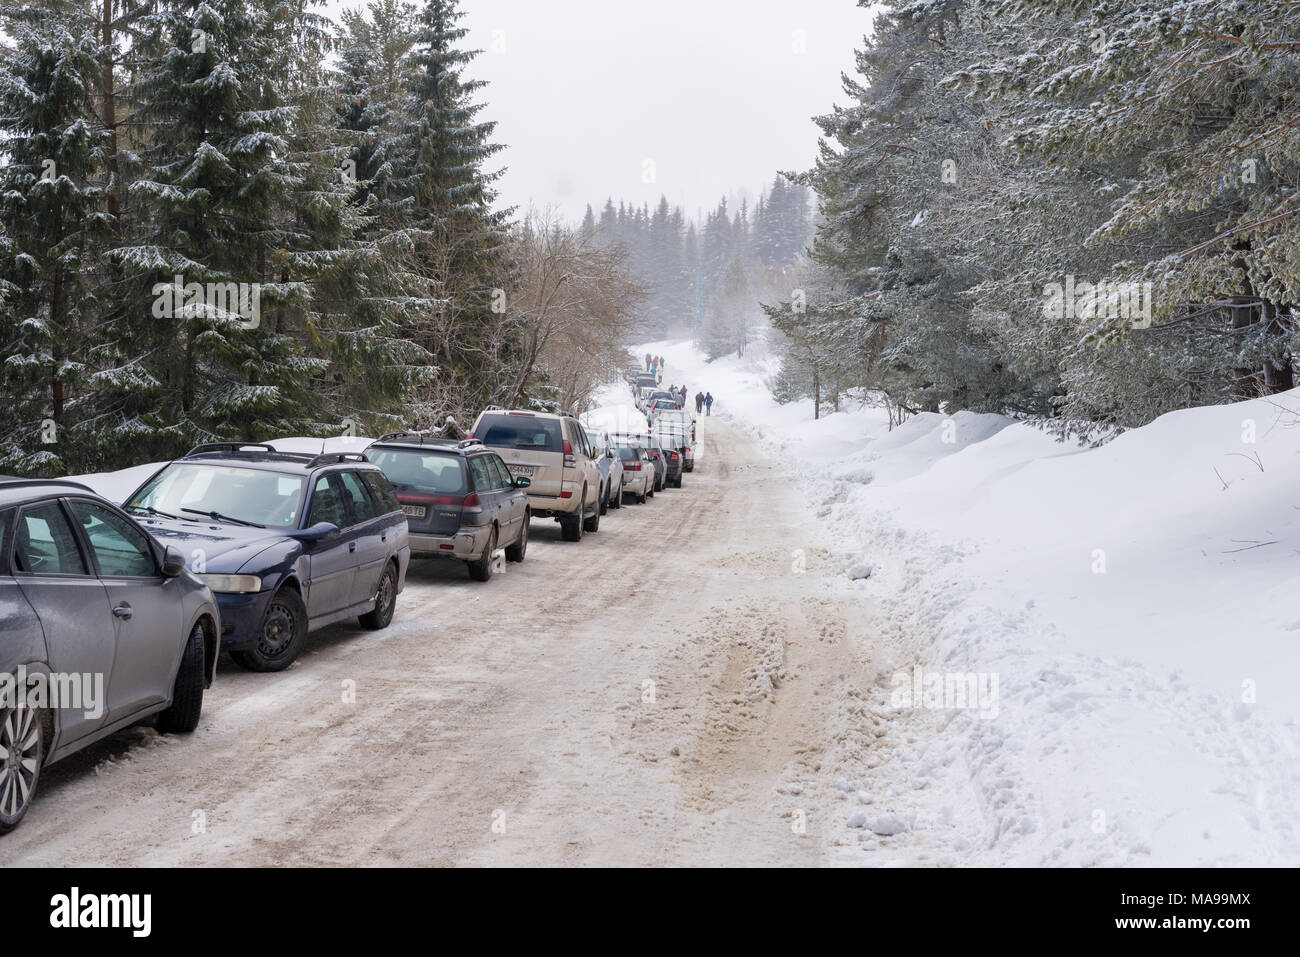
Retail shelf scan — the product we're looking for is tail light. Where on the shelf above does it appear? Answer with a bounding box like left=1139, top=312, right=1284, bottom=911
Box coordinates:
left=625, top=462, right=641, bottom=471
left=668, top=452, right=679, bottom=462
left=563, top=440, right=576, bottom=468
left=462, top=492, right=481, bottom=508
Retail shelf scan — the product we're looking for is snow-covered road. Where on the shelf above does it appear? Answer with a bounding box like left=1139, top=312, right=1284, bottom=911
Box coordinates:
left=0, top=416, right=884, bottom=866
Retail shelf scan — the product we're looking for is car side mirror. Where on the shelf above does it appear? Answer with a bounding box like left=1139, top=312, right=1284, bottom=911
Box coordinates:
left=514, top=476, right=532, bottom=488
left=290, top=521, right=341, bottom=542
left=161, top=545, right=186, bottom=578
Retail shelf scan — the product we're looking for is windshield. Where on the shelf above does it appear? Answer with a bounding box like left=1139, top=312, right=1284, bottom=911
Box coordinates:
left=368, top=448, right=467, bottom=494
left=476, top=414, right=563, bottom=452
left=127, top=463, right=306, bottom=528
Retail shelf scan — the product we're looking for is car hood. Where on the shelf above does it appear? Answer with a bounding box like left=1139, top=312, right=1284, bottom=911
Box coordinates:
left=133, top=516, right=291, bottom=573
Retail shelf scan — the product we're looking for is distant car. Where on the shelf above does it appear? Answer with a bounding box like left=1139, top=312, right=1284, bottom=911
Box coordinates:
left=653, top=407, right=696, bottom=443
left=613, top=443, right=653, bottom=504
left=645, top=397, right=680, bottom=423
left=655, top=424, right=695, bottom=474
left=582, top=426, right=624, bottom=513
left=0, top=478, right=219, bottom=834
left=366, top=433, right=530, bottom=581
left=635, top=385, right=660, bottom=412
left=609, top=431, right=663, bottom=495
left=655, top=432, right=686, bottom=488
left=123, top=443, right=410, bottom=672
left=469, top=409, right=602, bottom=541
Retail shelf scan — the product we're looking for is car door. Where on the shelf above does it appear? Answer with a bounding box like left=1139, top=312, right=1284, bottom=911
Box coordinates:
left=302, top=473, right=356, bottom=617
left=467, top=455, right=503, bottom=539
left=487, top=454, right=522, bottom=541
left=11, top=500, right=115, bottom=746
left=337, top=470, right=388, bottom=608
left=66, top=498, right=182, bottom=723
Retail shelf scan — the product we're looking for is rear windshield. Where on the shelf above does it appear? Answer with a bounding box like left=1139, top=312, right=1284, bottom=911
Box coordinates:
left=616, top=446, right=639, bottom=461
left=477, top=414, right=563, bottom=452
left=368, top=448, right=467, bottom=494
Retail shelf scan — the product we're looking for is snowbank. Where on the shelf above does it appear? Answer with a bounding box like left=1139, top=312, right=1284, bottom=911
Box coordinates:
left=644, top=333, right=1300, bottom=867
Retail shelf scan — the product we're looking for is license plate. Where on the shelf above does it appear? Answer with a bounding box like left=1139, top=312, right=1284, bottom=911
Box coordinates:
left=402, top=504, right=426, bottom=519
left=508, top=465, right=535, bottom=477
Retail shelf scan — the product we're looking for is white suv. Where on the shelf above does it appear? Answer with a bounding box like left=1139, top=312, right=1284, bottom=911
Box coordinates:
left=469, top=409, right=603, bottom=541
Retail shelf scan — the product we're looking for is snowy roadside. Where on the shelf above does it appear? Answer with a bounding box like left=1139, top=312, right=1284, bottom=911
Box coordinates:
left=639, top=334, right=1300, bottom=867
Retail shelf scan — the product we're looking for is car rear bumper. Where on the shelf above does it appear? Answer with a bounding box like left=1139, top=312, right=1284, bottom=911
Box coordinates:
left=527, top=492, right=582, bottom=518
left=409, top=526, right=490, bottom=560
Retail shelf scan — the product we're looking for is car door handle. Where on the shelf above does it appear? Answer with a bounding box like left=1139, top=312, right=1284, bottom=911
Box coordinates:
left=113, top=603, right=133, bottom=620
left=349, top=542, right=357, bottom=552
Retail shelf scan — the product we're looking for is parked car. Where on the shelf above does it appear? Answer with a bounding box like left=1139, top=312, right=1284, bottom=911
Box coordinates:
left=123, top=443, right=410, bottom=672
left=366, top=434, right=530, bottom=582
left=613, top=443, right=653, bottom=504
left=653, top=407, right=696, bottom=443
left=469, top=409, right=602, bottom=541
left=0, top=478, right=219, bottom=833
left=655, top=432, right=686, bottom=488
left=635, top=385, right=660, bottom=412
left=655, top=423, right=695, bottom=473
left=645, top=397, right=681, bottom=423
left=582, top=426, right=624, bottom=513
left=609, top=431, right=663, bottom=495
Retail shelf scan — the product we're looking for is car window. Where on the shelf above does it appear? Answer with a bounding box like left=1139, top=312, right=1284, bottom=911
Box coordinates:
left=69, top=500, right=158, bottom=577
left=307, top=474, right=349, bottom=528
left=338, top=471, right=378, bottom=522
left=468, top=456, right=495, bottom=491
left=616, top=447, right=637, bottom=462
left=361, top=471, right=401, bottom=513
left=488, top=456, right=514, bottom=489
left=128, top=463, right=304, bottom=528
left=476, top=414, right=563, bottom=452
left=14, top=502, right=88, bottom=576
left=369, top=448, right=467, bottom=494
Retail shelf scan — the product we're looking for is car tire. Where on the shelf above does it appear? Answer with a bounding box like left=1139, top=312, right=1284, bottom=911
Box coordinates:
left=561, top=502, right=584, bottom=542
left=361, top=561, right=399, bottom=626
left=637, top=489, right=647, bottom=504
left=599, top=482, right=609, bottom=515
left=610, top=484, right=622, bottom=509
left=157, top=621, right=206, bottom=734
left=468, top=527, right=497, bottom=582
left=505, top=513, right=528, bottom=562
left=231, top=586, right=309, bottom=672
left=0, top=704, right=43, bottom=834
left=583, top=490, right=601, bottom=533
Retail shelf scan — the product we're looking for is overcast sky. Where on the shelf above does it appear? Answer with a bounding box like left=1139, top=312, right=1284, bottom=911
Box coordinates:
left=328, top=0, right=876, bottom=223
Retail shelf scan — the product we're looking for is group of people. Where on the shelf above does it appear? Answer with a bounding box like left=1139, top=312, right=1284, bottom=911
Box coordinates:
left=644, top=353, right=714, bottom=415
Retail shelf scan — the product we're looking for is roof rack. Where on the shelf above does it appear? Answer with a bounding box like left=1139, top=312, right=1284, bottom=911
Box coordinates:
left=0, top=477, right=96, bottom=493
left=307, top=452, right=371, bottom=468
left=373, top=432, right=484, bottom=451
left=186, top=442, right=280, bottom=457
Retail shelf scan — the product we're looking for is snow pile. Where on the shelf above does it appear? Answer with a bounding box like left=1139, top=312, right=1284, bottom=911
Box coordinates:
left=644, top=334, right=1300, bottom=867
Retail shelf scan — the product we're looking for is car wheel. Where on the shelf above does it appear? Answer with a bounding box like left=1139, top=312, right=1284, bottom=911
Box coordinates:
left=561, top=503, right=584, bottom=542
left=599, top=482, right=609, bottom=515
left=505, top=513, right=528, bottom=562
left=157, top=621, right=206, bottom=734
left=361, top=561, right=399, bottom=626
left=0, top=704, right=42, bottom=834
left=468, top=527, right=497, bottom=582
left=231, top=587, right=309, bottom=672
left=611, top=484, right=622, bottom=509
left=583, top=490, right=601, bottom=533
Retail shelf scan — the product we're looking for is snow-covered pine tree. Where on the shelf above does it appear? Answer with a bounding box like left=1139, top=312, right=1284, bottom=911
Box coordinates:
left=0, top=0, right=110, bottom=474
left=385, top=0, right=516, bottom=420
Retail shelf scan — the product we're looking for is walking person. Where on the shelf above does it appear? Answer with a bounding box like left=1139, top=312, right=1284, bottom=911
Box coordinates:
left=679, top=385, right=687, bottom=408
left=705, top=392, right=714, bottom=416
left=645, top=352, right=652, bottom=371
left=695, top=391, right=704, bottom=414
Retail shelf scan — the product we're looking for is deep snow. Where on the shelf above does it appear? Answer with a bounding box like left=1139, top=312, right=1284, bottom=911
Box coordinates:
left=634, top=333, right=1300, bottom=867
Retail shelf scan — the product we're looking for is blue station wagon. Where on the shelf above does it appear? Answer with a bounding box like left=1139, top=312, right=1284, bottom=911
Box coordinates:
left=122, top=444, right=410, bottom=672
